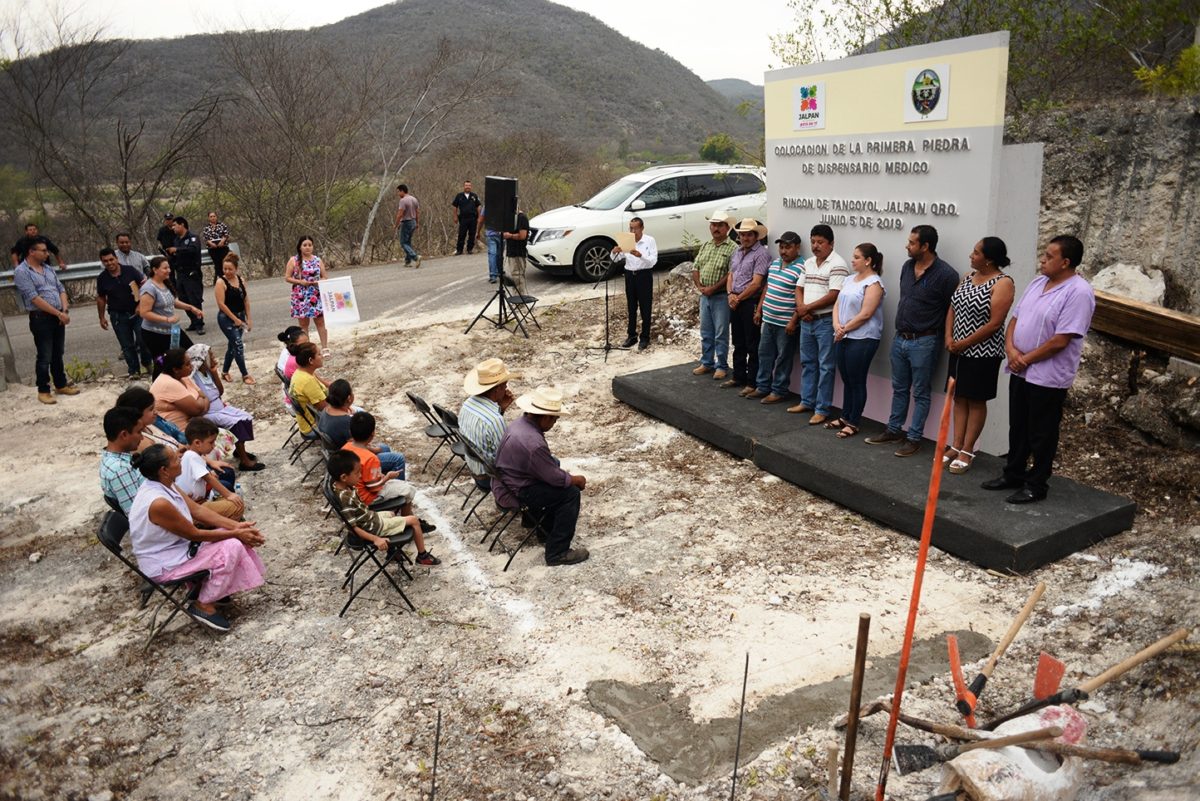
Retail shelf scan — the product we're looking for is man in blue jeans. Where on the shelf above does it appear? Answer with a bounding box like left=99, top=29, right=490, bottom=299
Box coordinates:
left=394, top=184, right=421, bottom=267
left=96, top=247, right=151, bottom=378
left=866, top=224, right=958, bottom=456
left=690, top=213, right=736, bottom=378
left=478, top=206, right=504, bottom=283
left=748, top=231, right=804, bottom=403
left=788, top=224, right=848, bottom=423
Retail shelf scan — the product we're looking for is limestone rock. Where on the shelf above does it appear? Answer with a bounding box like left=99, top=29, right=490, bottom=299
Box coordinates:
left=1120, top=394, right=1191, bottom=447
left=1091, top=263, right=1166, bottom=306
left=1169, top=391, right=1200, bottom=435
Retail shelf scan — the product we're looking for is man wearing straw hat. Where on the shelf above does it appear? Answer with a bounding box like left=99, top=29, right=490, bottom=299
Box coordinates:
left=691, top=213, right=737, bottom=378
left=493, top=386, right=589, bottom=566
left=459, top=358, right=522, bottom=491
left=727, top=217, right=771, bottom=391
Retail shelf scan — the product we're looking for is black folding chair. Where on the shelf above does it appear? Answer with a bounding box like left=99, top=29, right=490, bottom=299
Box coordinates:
left=322, top=478, right=417, bottom=617
left=97, top=498, right=212, bottom=650
left=431, top=403, right=470, bottom=489
left=289, top=394, right=326, bottom=483
left=405, top=391, right=455, bottom=474
left=501, top=276, right=541, bottom=331
left=275, top=367, right=301, bottom=452
left=456, top=432, right=499, bottom=528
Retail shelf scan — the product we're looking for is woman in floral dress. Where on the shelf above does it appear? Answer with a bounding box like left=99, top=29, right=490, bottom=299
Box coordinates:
left=284, top=235, right=329, bottom=355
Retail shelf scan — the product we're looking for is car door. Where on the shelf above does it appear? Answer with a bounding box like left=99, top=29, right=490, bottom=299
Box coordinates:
left=681, top=173, right=738, bottom=251
left=722, top=171, right=768, bottom=225
left=625, top=177, right=685, bottom=257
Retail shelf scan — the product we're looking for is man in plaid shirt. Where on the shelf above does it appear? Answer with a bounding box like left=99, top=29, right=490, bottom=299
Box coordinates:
left=690, top=213, right=737, bottom=378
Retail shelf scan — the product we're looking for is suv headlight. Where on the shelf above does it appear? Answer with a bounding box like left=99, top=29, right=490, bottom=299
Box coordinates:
left=536, top=228, right=572, bottom=243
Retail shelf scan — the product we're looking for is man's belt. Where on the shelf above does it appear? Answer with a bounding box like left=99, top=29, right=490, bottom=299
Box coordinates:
left=896, top=330, right=939, bottom=340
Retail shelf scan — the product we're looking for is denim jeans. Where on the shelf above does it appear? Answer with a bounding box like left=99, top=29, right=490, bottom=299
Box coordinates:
left=799, top=314, right=836, bottom=415
left=217, top=312, right=248, bottom=376
left=29, top=312, right=68, bottom=393
left=755, top=321, right=798, bottom=395
left=376, top=444, right=406, bottom=479
left=836, top=337, right=880, bottom=426
left=699, top=293, right=730, bottom=370
left=399, top=219, right=418, bottom=263
left=109, top=309, right=149, bottom=375
left=886, top=334, right=940, bottom=441
left=486, top=232, right=503, bottom=280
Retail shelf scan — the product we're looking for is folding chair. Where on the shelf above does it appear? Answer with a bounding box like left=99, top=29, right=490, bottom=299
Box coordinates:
left=97, top=499, right=212, bottom=650
left=321, top=478, right=416, bottom=617
left=405, top=391, right=455, bottom=474
left=481, top=496, right=548, bottom=572
left=456, top=432, right=499, bottom=528
left=501, top=276, right=541, bottom=331
left=430, top=403, right=470, bottom=489
left=275, top=367, right=301, bottom=452
left=289, top=394, right=325, bottom=483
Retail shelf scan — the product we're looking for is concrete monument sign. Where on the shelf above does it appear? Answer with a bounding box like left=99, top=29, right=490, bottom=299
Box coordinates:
left=764, top=32, right=1042, bottom=456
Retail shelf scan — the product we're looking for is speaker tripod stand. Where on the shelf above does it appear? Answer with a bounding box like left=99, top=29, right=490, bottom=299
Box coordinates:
left=586, top=268, right=629, bottom=362
left=464, top=256, right=530, bottom=338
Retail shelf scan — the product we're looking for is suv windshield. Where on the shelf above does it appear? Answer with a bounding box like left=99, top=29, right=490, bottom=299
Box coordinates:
left=580, top=178, right=644, bottom=210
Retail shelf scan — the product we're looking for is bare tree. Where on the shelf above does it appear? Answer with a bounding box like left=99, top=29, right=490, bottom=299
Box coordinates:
left=357, top=38, right=498, bottom=264
left=0, top=13, right=219, bottom=244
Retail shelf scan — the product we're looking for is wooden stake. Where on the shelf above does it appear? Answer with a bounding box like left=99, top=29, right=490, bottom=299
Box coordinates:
left=839, top=613, right=870, bottom=801
left=430, top=708, right=441, bottom=801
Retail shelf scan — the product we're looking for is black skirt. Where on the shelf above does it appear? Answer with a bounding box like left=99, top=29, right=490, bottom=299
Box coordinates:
left=947, top=354, right=1003, bottom=401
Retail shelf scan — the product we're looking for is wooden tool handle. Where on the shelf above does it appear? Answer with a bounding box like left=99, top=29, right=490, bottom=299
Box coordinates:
left=982, top=582, right=1046, bottom=677
left=1080, top=628, right=1189, bottom=692
left=961, top=726, right=1062, bottom=752
left=1023, top=742, right=1181, bottom=765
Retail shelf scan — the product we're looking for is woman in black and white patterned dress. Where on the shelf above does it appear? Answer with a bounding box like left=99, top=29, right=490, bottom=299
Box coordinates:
left=943, top=237, right=1015, bottom=474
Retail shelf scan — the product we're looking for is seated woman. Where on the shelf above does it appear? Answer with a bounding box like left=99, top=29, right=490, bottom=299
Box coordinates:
left=128, top=444, right=266, bottom=633
left=277, top=326, right=329, bottom=411
left=152, top=348, right=259, bottom=472
left=117, top=385, right=238, bottom=490
left=288, top=342, right=328, bottom=436
left=187, top=343, right=265, bottom=471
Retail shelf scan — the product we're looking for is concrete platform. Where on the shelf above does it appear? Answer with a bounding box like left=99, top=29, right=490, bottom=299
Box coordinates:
left=613, top=363, right=1136, bottom=573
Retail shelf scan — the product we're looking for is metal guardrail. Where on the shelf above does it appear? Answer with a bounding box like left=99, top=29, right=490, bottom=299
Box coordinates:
left=0, top=244, right=237, bottom=289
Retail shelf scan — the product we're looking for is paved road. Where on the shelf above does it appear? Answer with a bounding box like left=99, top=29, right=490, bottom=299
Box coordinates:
left=3, top=253, right=592, bottom=381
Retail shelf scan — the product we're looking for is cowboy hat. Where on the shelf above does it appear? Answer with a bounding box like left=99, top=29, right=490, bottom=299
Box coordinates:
left=463, top=358, right=523, bottom=396
left=705, top=212, right=736, bottom=227
left=733, top=218, right=767, bottom=239
left=515, top=386, right=570, bottom=417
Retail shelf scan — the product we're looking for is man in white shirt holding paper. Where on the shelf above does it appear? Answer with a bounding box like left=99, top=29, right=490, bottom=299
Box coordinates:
left=611, top=216, right=657, bottom=350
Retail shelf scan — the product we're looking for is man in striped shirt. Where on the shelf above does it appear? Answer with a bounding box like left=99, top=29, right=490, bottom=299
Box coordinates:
left=748, top=232, right=805, bottom=403
left=459, top=358, right=521, bottom=490
left=789, top=224, right=849, bottom=424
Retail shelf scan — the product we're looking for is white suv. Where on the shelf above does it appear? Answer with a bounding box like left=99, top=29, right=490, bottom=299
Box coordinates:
left=527, top=163, right=767, bottom=281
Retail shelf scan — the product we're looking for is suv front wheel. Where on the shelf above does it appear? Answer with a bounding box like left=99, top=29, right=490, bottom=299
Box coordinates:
left=573, top=237, right=617, bottom=281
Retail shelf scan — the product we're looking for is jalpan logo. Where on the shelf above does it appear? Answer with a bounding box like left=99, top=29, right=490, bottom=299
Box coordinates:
left=793, top=82, right=826, bottom=131
left=911, top=69, right=941, bottom=115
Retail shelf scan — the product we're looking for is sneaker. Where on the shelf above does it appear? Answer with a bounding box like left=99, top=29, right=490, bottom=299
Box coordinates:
left=38, top=392, right=56, bottom=404
left=894, top=440, right=921, bottom=457
left=692, top=365, right=714, bottom=376
left=489, top=277, right=498, bottom=283
left=865, top=430, right=904, bottom=445
left=621, top=336, right=638, bottom=348
left=416, top=551, right=441, bottom=566
left=54, top=385, right=80, bottom=396
left=187, top=605, right=231, bottom=632
left=418, top=518, right=438, bottom=534
left=413, top=255, right=422, bottom=268
left=545, top=547, right=590, bottom=566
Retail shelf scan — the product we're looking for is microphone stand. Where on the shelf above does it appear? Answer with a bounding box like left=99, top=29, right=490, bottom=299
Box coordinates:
left=586, top=254, right=628, bottom=362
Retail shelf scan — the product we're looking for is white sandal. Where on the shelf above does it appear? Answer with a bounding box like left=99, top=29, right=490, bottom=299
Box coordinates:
left=949, top=451, right=975, bottom=474
left=942, top=446, right=960, bottom=465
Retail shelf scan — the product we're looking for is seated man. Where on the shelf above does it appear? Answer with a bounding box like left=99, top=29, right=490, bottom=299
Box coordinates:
left=459, top=357, right=521, bottom=490
left=492, top=386, right=589, bottom=566
left=327, top=451, right=439, bottom=566
left=100, top=405, right=147, bottom=515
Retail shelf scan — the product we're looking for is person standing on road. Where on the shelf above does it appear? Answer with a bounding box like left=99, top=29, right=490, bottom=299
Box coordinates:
left=96, top=247, right=152, bottom=378
left=155, top=214, right=176, bottom=257
left=138, top=256, right=198, bottom=368
left=394, top=184, right=421, bottom=268
left=478, top=205, right=504, bottom=283
left=115, top=232, right=151, bottom=276
left=214, top=253, right=254, bottom=385
left=981, top=235, right=1095, bottom=504
left=203, top=212, right=231, bottom=286
left=13, top=241, right=79, bottom=404
left=452, top=180, right=482, bottom=255
left=501, top=207, right=531, bottom=296
left=167, top=216, right=205, bottom=334
left=865, top=224, right=959, bottom=457
left=10, top=222, right=66, bottom=269
left=610, top=217, right=657, bottom=350
left=691, top=213, right=737, bottom=380
left=285, top=235, right=329, bottom=355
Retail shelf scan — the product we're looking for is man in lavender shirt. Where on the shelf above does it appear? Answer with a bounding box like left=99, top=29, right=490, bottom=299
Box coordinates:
left=981, top=235, right=1095, bottom=504
left=493, top=386, right=590, bottom=566
left=725, top=218, right=771, bottom=385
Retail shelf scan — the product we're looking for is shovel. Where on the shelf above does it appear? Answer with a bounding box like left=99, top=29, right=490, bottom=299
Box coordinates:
left=955, top=582, right=1045, bottom=723
left=982, top=627, right=1189, bottom=730
left=892, top=726, right=1062, bottom=776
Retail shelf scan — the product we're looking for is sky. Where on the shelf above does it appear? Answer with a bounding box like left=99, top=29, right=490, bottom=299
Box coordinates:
left=2, top=0, right=800, bottom=83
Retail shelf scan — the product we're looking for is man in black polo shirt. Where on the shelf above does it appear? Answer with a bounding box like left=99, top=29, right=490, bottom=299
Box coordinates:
left=866, top=224, right=959, bottom=456
left=96, top=247, right=151, bottom=378
left=451, top=180, right=482, bottom=255
left=10, top=223, right=66, bottom=269
left=167, top=216, right=205, bottom=334
left=156, top=213, right=176, bottom=257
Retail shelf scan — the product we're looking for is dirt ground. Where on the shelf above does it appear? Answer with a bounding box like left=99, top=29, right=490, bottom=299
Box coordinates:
left=0, top=272, right=1196, bottom=801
